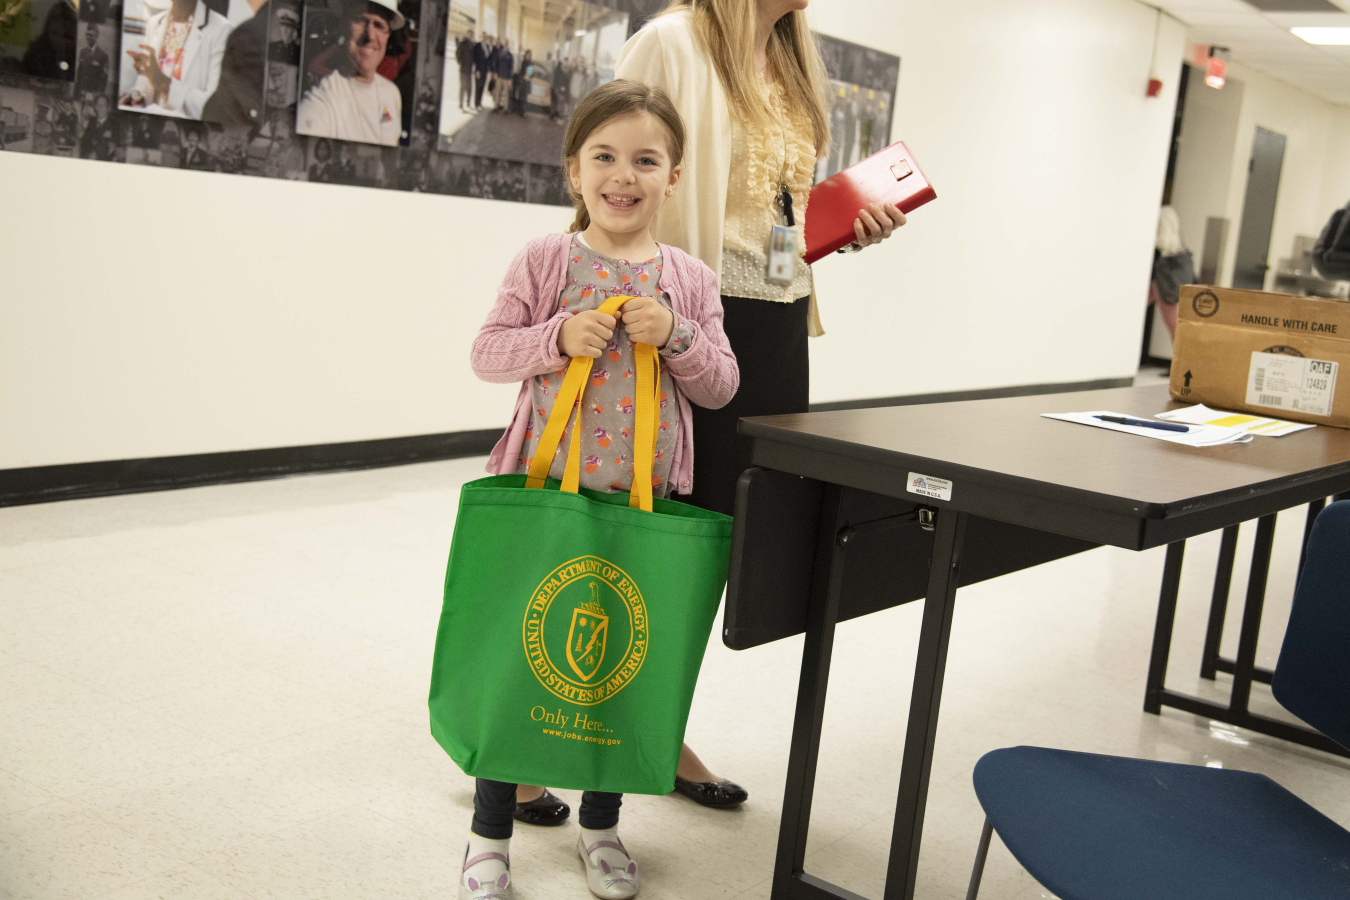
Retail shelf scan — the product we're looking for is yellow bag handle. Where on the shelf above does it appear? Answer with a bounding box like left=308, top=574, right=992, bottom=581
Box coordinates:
left=525, top=296, right=663, bottom=512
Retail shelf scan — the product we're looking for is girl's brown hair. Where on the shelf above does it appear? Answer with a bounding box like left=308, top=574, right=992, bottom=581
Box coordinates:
left=562, top=79, right=687, bottom=233
left=660, top=0, right=829, bottom=158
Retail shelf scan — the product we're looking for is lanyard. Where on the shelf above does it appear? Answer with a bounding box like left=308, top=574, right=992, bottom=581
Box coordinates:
left=769, top=80, right=795, bottom=228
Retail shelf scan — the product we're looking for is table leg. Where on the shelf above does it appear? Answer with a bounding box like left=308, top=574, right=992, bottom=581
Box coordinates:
left=1143, top=541, right=1186, bottom=715
left=1152, top=511, right=1349, bottom=758
left=1199, top=526, right=1239, bottom=681
left=1208, top=502, right=1326, bottom=686
left=772, top=485, right=860, bottom=900
left=883, top=508, right=969, bottom=900
left=1229, top=513, right=1276, bottom=715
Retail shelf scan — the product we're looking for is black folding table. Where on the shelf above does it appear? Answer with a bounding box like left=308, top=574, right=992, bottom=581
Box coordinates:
left=729, top=383, right=1350, bottom=900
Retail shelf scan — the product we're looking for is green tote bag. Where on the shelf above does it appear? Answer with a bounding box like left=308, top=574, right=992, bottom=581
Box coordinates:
left=429, top=295, right=733, bottom=795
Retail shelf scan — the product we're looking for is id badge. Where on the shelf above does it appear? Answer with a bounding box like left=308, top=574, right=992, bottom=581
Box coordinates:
left=767, top=224, right=796, bottom=286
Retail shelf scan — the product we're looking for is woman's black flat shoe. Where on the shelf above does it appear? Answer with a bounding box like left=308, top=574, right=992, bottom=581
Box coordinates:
left=673, top=777, right=748, bottom=809
left=513, top=789, right=570, bottom=826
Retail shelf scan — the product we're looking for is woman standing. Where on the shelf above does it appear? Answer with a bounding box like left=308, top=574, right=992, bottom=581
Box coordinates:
left=512, top=0, right=905, bottom=827
left=618, top=0, right=907, bottom=810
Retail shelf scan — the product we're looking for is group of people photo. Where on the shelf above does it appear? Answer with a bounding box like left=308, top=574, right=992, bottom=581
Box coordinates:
left=434, top=0, right=632, bottom=164
left=452, top=29, right=601, bottom=120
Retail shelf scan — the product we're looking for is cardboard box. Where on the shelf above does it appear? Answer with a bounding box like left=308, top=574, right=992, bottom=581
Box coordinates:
left=1169, top=285, right=1350, bottom=428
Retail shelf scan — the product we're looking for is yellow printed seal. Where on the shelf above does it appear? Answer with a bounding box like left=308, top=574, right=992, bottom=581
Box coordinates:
left=522, top=556, right=648, bottom=706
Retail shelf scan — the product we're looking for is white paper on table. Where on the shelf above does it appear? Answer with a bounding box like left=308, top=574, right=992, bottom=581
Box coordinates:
left=1041, top=411, right=1254, bottom=446
left=1154, top=404, right=1314, bottom=437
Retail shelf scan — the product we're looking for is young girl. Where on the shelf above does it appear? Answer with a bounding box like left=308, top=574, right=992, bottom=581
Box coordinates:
left=465, top=80, right=738, bottom=900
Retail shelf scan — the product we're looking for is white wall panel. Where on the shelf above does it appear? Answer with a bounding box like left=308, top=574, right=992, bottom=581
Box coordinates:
left=1, top=0, right=1189, bottom=468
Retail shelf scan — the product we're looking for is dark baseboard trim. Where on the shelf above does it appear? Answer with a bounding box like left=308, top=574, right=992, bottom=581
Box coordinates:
left=1, top=375, right=1137, bottom=508
left=808, top=376, right=1137, bottom=413
left=0, top=429, right=502, bottom=508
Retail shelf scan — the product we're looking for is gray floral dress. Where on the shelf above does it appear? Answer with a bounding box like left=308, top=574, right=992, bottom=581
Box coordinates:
left=517, top=236, right=696, bottom=497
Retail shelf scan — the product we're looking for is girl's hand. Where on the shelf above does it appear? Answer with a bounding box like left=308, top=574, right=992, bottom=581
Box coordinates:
left=620, top=296, right=675, bottom=348
left=558, top=309, right=616, bottom=359
left=853, top=202, right=907, bottom=248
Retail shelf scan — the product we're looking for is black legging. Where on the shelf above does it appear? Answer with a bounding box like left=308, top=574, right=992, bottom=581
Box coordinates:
left=472, top=779, right=622, bottom=839
left=683, top=294, right=811, bottom=515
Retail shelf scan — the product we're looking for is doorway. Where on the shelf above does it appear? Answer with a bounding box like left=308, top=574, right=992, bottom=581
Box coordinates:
left=1232, top=126, right=1286, bottom=291
left=1140, top=63, right=1246, bottom=366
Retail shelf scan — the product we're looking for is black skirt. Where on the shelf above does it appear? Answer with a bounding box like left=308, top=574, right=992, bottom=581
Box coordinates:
left=682, top=294, right=810, bottom=516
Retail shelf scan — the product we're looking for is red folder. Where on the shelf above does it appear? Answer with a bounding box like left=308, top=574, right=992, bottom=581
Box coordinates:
left=804, top=141, right=936, bottom=265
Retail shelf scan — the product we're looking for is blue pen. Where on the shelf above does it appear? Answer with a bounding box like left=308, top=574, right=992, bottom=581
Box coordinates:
left=1094, top=415, right=1190, bottom=433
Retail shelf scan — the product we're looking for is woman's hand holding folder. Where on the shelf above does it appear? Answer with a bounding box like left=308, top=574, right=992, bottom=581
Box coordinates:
left=852, top=202, right=907, bottom=249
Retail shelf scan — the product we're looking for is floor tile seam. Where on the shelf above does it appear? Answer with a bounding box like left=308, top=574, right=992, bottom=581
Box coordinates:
left=48, top=726, right=366, bottom=808
left=222, top=706, right=428, bottom=767
left=0, top=552, right=222, bottom=603
left=74, top=777, right=371, bottom=868
left=53, top=743, right=246, bottom=807
left=11, top=799, right=189, bottom=890
left=60, top=730, right=366, bottom=802
left=28, top=658, right=251, bottom=707
left=2, top=660, right=131, bottom=707
left=86, top=860, right=270, bottom=900
left=0, top=566, right=96, bottom=601
left=0, top=765, right=61, bottom=816
left=156, top=852, right=273, bottom=899
left=802, top=804, right=897, bottom=858
left=123, top=685, right=386, bottom=751
left=360, top=801, right=467, bottom=854
left=5, top=599, right=203, bottom=647
left=99, top=696, right=250, bottom=752
left=731, top=871, right=774, bottom=900
left=147, top=612, right=421, bottom=655
left=259, top=661, right=425, bottom=710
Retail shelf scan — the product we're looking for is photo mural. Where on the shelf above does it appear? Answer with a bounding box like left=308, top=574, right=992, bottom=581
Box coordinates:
left=0, top=0, right=898, bottom=205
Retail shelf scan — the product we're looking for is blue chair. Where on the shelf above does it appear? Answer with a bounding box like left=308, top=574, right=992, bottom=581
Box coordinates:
left=965, top=500, right=1350, bottom=900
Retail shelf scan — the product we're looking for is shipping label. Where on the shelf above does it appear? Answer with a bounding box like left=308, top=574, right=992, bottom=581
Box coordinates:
left=1245, top=352, right=1338, bottom=418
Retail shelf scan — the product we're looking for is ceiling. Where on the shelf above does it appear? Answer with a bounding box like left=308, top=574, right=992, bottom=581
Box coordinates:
left=1153, top=0, right=1350, bottom=106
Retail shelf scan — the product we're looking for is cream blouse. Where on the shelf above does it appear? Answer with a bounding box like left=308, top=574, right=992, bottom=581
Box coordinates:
left=721, top=77, right=817, bottom=302
left=615, top=10, right=827, bottom=335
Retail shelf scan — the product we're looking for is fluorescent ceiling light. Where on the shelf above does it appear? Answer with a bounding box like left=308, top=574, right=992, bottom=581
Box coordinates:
left=1291, top=26, right=1350, bottom=44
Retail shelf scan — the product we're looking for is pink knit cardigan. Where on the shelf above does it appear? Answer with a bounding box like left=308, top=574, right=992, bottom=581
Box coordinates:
left=472, top=232, right=739, bottom=497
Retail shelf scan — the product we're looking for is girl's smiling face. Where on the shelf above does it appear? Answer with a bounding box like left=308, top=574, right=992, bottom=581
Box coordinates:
left=568, top=112, right=681, bottom=238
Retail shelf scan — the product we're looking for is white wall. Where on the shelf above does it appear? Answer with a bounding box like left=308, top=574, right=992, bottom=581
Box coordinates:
left=0, top=158, right=561, bottom=469
left=1323, top=106, right=1350, bottom=221
left=1217, top=60, right=1340, bottom=289
left=0, top=0, right=1187, bottom=470
left=807, top=0, right=1184, bottom=401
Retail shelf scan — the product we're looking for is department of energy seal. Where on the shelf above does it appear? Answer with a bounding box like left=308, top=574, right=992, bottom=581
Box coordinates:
left=523, top=556, right=648, bottom=706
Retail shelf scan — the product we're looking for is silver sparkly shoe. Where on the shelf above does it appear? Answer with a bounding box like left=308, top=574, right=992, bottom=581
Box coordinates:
left=576, top=832, right=639, bottom=899
left=459, top=846, right=513, bottom=900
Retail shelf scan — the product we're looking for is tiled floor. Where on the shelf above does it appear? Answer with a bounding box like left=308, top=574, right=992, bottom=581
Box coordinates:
left=2, top=457, right=1346, bottom=900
